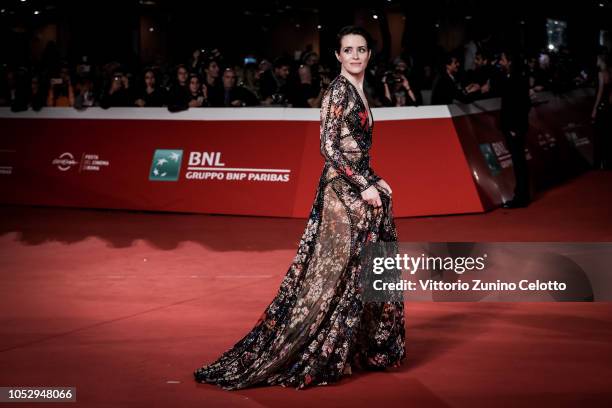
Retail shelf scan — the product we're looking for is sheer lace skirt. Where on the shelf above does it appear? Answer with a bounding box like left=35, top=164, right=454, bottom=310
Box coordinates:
left=193, top=174, right=406, bottom=390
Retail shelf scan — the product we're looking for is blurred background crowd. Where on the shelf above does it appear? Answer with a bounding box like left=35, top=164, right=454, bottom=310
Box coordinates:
left=0, top=0, right=610, bottom=112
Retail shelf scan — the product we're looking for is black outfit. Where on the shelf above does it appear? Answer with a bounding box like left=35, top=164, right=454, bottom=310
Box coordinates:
left=166, top=84, right=191, bottom=112
left=466, top=65, right=493, bottom=87
left=137, top=87, right=167, bottom=107
left=527, top=66, right=548, bottom=91
left=99, top=88, right=131, bottom=109
left=465, top=65, right=497, bottom=99
left=204, top=81, right=224, bottom=107
left=593, top=80, right=612, bottom=170
left=290, top=82, right=319, bottom=107
left=499, top=70, right=532, bottom=207
left=11, top=85, right=45, bottom=112
left=123, top=86, right=136, bottom=107
left=209, top=86, right=258, bottom=107
left=431, top=71, right=471, bottom=105
left=260, top=70, right=288, bottom=104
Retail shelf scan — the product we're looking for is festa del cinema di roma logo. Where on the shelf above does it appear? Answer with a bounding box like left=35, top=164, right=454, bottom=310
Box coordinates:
left=148, top=149, right=290, bottom=182
left=52, top=152, right=110, bottom=172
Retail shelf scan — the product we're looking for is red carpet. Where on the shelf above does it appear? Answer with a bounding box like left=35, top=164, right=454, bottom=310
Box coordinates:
left=1, top=170, right=611, bottom=407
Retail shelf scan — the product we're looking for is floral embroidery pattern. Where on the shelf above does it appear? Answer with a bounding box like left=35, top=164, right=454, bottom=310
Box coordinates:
left=358, top=110, right=368, bottom=129
left=193, top=74, right=405, bottom=390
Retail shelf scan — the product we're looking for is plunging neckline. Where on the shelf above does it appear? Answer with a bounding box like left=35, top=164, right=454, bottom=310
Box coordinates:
left=339, top=74, right=373, bottom=130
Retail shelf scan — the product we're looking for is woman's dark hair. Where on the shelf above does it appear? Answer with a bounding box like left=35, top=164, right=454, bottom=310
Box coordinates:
left=203, top=58, right=220, bottom=71
left=139, top=68, right=157, bottom=90
left=336, top=25, right=372, bottom=52
left=143, top=68, right=156, bottom=81
left=188, top=73, right=200, bottom=83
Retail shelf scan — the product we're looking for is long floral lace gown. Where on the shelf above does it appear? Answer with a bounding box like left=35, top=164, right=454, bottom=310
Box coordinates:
left=194, top=74, right=406, bottom=390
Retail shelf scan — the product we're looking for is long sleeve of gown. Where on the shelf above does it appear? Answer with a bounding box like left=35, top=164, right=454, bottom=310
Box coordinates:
left=364, top=166, right=382, bottom=184
left=320, top=81, right=373, bottom=192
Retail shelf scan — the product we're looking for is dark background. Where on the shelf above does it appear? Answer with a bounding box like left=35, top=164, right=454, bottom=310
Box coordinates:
left=1, top=0, right=611, bottom=69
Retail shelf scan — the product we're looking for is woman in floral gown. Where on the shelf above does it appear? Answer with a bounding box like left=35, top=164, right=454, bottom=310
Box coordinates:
left=193, top=26, right=406, bottom=390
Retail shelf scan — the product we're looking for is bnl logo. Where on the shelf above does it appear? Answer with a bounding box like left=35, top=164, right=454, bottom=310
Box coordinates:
left=149, top=149, right=183, bottom=181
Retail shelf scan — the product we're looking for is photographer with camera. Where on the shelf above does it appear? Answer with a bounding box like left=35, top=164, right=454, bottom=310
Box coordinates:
left=99, top=71, right=131, bottom=109
left=381, top=68, right=418, bottom=107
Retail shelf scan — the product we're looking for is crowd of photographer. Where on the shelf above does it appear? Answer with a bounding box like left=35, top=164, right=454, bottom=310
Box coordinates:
left=0, top=40, right=609, bottom=113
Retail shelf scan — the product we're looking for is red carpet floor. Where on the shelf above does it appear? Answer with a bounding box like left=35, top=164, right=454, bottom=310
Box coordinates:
left=1, top=170, right=611, bottom=407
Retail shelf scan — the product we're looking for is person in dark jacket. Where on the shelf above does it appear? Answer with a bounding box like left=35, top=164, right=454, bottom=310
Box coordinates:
left=135, top=69, right=167, bottom=107
left=202, top=59, right=223, bottom=106
left=464, top=50, right=495, bottom=99
left=499, top=50, right=532, bottom=208
left=11, top=69, right=45, bottom=112
left=259, top=57, right=290, bottom=105
left=99, top=72, right=131, bottom=108
left=166, top=65, right=191, bottom=112
left=209, top=68, right=258, bottom=107
left=431, top=55, right=478, bottom=105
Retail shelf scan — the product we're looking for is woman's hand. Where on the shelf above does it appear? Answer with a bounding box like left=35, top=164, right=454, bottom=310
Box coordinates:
left=361, top=185, right=382, bottom=207
left=376, top=179, right=393, bottom=196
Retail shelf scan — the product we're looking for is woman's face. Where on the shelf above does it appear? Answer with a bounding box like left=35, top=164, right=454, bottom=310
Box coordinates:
left=189, top=77, right=200, bottom=93
left=144, top=71, right=156, bottom=88
left=335, top=34, right=370, bottom=76
left=177, top=68, right=188, bottom=84
left=207, top=61, right=220, bottom=78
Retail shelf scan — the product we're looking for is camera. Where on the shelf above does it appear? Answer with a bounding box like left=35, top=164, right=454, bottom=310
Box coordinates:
left=383, top=71, right=401, bottom=84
